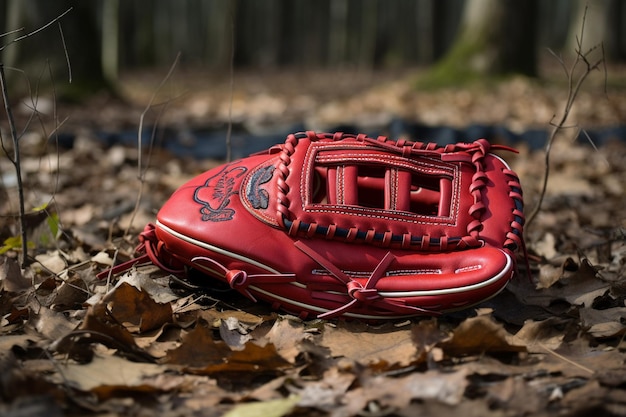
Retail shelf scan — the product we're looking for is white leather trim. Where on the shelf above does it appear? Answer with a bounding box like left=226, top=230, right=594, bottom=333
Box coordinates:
left=379, top=252, right=513, bottom=298
left=156, top=220, right=282, bottom=274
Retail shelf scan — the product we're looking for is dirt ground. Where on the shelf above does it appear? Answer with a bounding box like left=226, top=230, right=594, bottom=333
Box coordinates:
left=1, top=65, right=625, bottom=417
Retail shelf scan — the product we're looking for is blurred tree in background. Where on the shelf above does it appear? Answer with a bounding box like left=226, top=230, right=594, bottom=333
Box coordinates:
left=417, top=0, right=537, bottom=87
left=1, top=0, right=624, bottom=97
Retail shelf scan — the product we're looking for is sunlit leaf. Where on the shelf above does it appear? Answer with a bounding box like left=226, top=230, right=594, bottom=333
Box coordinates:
left=31, top=202, right=50, bottom=212
left=0, top=236, right=34, bottom=255
left=222, top=395, right=300, bottom=417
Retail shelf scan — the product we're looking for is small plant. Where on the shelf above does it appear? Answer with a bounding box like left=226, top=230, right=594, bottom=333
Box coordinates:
left=0, top=9, right=71, bottom=268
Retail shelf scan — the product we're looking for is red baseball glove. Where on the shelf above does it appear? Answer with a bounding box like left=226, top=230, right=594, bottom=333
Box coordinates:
left=110, top=131, right=525, bottom=320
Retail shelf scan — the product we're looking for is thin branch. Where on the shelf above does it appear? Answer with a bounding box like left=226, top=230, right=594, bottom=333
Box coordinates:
left=225, top=0, right=235, bottom=162
left=123, top=53, right=181, bottom=238
left=57, top=22, right=72, bottom=83
left=0, top=27, right=24, bottom=39
left=539, top=342, right=594, bottom=375
left=0, top=63, right=28, bottom=267
left=0, top=8, right=72, bottom=269
left=0, top=8, right=72, bottom=52
left=524, top=7, right=604, bottom=231
left=137, top=53, right=180, bottom=178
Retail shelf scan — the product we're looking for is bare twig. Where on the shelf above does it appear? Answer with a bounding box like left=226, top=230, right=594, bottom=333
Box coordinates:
left=225, top=3, right=235, bottom=163
left=0, top=8, right=72, bottom=52
left=57, top=22, right=72, bottom=83
left=0, top=63, right=28, bottom=267
left=123, top=53, right=181, bottom=238
left=539, top=342, right=594, bottom=375
left=524, top=7, right=604, bottom=231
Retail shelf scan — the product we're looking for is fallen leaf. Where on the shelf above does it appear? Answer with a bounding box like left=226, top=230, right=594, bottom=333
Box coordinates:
left=547, top=338, right=624, bottom=378
left=510, top=258, right=610, bottom=308
left=438, top=315, right=526, bottom=356
left=222, top=395, right=300, bottom=417
left=514, top=317, right=569, bottom=352
left=534, top=232, right=557, bottom=260
left=321, top=321, right=417, bottom=367
left=289, top=367, right=355, bottom=410
left=219, top=317, right=252, bottom=350
left=262, top=317, right=312, bottom=363
left=164, top=320, right=291, bottom=375
left=339, top=369, right=468, bottom=416
left=579, top=307, right=626, bottom=338
left=203, top=342, right=291, bottom=375
left=164, top=320, right=227, bottom=368
left=485, top=376, right=543, bottom=414
left=28, top=304, right=78, bottom=341
left=105, top=282, right=173, bottom=333
left=33, top=252, right=67, bottom=274
left=411, top=318, right=448, bottom=361
left=91, top=251, right=114, bottom=267
left=200, top=308, right=265, bottom=326
left=117, top=267, right=180, bottom=304
left=55, top=299, right=155, bottom=363
left=50, top=273, right=89, bottom=311
left=0, top=256, right=31, bottom=293
left=50, top=354, right=165, bottom=398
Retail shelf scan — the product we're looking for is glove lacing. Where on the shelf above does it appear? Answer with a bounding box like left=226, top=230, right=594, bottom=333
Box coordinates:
left=96, top=223, right=185, bottom=280
left=294, top=241, right=439, bottom=319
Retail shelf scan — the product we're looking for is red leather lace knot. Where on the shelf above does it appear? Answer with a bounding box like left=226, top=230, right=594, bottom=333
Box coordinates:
left=347, top=281, right=380, bottom=303
left=225, top=269, right=248, bottom=289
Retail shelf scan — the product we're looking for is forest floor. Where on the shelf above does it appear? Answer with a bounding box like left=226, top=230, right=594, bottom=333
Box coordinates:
left=1, top=63, right=626, bottom=417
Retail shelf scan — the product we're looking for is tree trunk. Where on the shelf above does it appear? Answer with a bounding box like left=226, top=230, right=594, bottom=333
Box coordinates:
left=417, top=0, right=537, bottom=88
left=564, top=0, right=611, bottom=59
left=101, top=0, right=119, bottom=85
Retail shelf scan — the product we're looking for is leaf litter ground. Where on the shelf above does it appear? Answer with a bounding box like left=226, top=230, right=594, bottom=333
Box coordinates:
left=1, top=69, right=626, bottom=417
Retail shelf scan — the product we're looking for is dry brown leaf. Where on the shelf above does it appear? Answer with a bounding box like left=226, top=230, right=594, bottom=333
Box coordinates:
left=510, top=258, right=609, bottom=308
left=537, top=263, right=563, bottom=289
left=222, top=395, right=300, bottom=417
left=50, top=354, right=165, bottom=398
left=200, top=308, right=265, bottom=326
left=201, top=342, right=291, bottom=375
left=514, top=317, right=568, bottom=352
left=164, top=320, right=228, bottom=368
left=51, top=273, right=89, bottom=311
left=105, top=282, right=173, bottom=333
left=33, top=252, right=67, bottom=275
left=546, top=338, right=624, bottom=378
left=262, top=318, right=312, bottom=363
left=579, top=307, right=626, bottom=338
left=438, top=315, right=526, bottom=356
left=485, top=376, right=544, bottom=414
left=289, top=367, right=355, bottom=410
left=411, top=318, right=448, bottom=361
left=164, top=320, right=291, bottom=375
left=219, top=316, right=252, bottom=350
left=534, top=232, right=558, bottom=260
left=338, top=369, right=468, bottom=416
left=60, top=298, right=153, bottom=362
left=0, top=256, right=31, bottom=293
left=91, top=251, right=114, bottom=267
left=321, top=321, right=417, bottom=367
left=117, top=268, right=180, bottom=304
left=28, top=304, right=78, bottom=341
